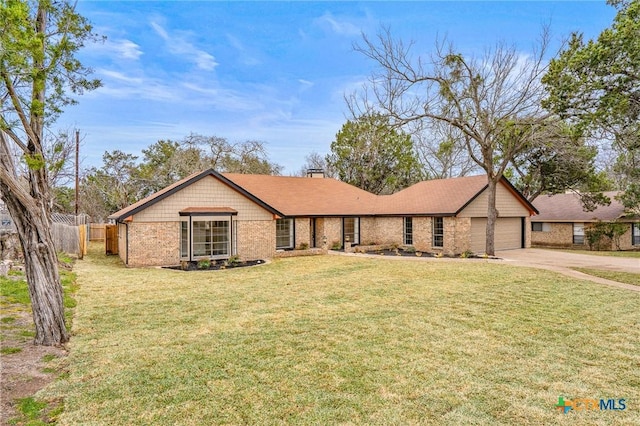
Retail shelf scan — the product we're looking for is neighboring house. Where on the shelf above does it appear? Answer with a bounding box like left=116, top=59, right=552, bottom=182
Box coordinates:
left=531, top=191, right=640, bottom=250
left=108, top=169, right=537, bottom=267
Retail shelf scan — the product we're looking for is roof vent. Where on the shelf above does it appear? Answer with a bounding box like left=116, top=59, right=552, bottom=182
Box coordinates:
left=306, top=168, right=325, bottom=178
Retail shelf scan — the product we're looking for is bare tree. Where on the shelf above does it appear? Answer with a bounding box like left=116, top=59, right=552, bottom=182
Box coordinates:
left=296, top=151, right=336, bottom=178
left=410, top=120, right=479, bottom=179
left=349, top=28, right=553, bottom=254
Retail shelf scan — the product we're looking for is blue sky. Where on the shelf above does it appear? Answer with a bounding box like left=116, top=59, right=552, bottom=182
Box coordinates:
left=60, top=1, right=617, bottom=175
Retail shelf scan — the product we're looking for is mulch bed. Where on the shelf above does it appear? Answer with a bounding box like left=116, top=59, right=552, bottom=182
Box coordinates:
left=164, top=259, right=265, bottom=271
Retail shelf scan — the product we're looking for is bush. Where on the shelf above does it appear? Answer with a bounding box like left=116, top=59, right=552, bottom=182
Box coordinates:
left=197, top=259, right=211, bottom=269
left=585, top=221, right=627, bottom=251
left=298, top=243, right=309, bottom=250
left=331, top=241, right=342, bottom=250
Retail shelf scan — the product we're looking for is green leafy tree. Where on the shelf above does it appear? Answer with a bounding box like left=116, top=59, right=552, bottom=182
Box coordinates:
left=509, top=120, right=613, bottom=208
left=0, top=0, right=100, bottom=345
left=542, top=0, right=640, bottom=214
left=327, top=114, right=423, bottom=194
left=82, top=151, right=143, bottom=219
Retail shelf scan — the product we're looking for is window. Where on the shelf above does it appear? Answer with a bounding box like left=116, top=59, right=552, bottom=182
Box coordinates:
left=192, top=220, right=230, bottom=258
left=343, top=217, right=360, bottom=245
left=403, top=217, right=413, bottom=245
left=432, top=217, right=444, bottom=248
left=276, top=218, right=294, bottom=249
left=633, top=223, right=640, bottom=246
left=180, top=219, right=189, bottom=259
left=573, top=223, right=585, bottom=245
left=531, top=222, right=543, bottom=232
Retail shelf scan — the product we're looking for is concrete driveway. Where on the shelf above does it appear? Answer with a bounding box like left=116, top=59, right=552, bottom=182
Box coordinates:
left=495, top=248, right=640, bottom=291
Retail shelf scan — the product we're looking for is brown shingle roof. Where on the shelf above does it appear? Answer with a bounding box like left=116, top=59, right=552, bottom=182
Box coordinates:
left=108, top=169, right=536, bottom=221
left=532, top=191, right=624, bottom=222
left=179, top=207, right=238, bottom=215
left=376, top=175, right=490, bottom=215
left=221, top=173, right=378, bottom=216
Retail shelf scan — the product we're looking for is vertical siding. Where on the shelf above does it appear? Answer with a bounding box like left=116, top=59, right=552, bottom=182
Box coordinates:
left=133, top=175, right=273, bottom=222
left=458, top=182, right=530, bottom=218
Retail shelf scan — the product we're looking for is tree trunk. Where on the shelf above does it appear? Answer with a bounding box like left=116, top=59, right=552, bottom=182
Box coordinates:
left=485, top=177, right=498, bottom=256
left=1, top=186, right=69, bottom=345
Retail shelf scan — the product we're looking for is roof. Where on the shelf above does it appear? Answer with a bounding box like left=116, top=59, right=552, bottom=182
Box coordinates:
left=532, top=191, right=625, bottom=222
left=179, top=207, right=237, bottom=215
left=377, top=175, right=489, bottom=215
left=221, top=173, right=378, bottom=216
left=108, top=169, right=536, bottom=221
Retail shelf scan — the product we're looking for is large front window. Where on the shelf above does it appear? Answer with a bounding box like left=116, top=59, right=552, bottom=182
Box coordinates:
left=633, top=223, right=640, bottom=246
left=432, top=217, right=444, bottom=248
left=276, top=218, right=294, bottom=249
left=193, top=220, right=230, bottom=258
left=343, top=217, right=360, bottom=245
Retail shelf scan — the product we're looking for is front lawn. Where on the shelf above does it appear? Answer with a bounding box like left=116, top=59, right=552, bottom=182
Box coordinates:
left=553, top=249, right=640, bottom=258
left=573, top=267, right=640, bottom=286
left=44, top=249, right=640, bottom=425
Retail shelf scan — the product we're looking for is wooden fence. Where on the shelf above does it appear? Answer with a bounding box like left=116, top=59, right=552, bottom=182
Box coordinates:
left=90, top=224, right=106, bottom=241
left=52, top=222, right=88, bottom=258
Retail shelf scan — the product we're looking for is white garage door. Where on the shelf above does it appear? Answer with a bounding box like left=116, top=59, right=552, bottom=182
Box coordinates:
left=470, top=217, right=522, bottom=253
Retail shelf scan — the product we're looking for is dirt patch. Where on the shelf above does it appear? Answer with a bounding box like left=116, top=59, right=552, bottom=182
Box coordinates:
left=0, top=303, right=66, bottom=425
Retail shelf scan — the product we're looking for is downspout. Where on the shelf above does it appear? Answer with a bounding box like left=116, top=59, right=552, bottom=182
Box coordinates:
left=125, top=222, right=129, bottom=266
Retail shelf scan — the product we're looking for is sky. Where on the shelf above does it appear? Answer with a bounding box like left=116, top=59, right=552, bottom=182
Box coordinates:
left=59, top=1, right=618, bottom=175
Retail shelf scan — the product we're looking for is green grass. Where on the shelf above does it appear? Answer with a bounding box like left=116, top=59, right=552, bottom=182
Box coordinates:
left=573, top=268, right=640, bottom=286
left=0, top=270, right=78, bottom=328
left=1, top=346, right=22, bottom=355
left=1, top=316, right=16, bottom=323
left=43, top=354, right=58, bottom=362
left=553, top=249, right=640, bottom=258
left=8, top=397, right=51, bottom=426
left=43, top=248, right=640, bottom=425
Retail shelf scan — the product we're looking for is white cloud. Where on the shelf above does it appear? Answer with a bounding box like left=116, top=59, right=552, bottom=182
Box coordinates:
left=112, top=39, right=143, bottom=60
left=98, top=69, right=143, bottom=85
left=84, top=38, right=143, bottom=61
left=150, top=21, right=218, bottom=71
left=315, top=12, right=362, bottom=36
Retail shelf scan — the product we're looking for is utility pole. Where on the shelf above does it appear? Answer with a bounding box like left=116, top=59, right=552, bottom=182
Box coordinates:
left=75, top=129, right=79, bottom=217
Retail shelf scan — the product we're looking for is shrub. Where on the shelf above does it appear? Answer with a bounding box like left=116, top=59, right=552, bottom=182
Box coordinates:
left=331, top=241, right=342, bottom=250
left=197, top=259, right=211, bottom=270
left=228, top=255, right=241, bottom=264
left=298, top=243, right=309, bottom=250
left=459, top=250, right=474, bottom=258
left=404, top=246, right=416, bottom=253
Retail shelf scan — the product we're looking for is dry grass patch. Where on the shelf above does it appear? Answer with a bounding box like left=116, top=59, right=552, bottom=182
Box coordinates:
left=44, top=247, right=640, bottom=425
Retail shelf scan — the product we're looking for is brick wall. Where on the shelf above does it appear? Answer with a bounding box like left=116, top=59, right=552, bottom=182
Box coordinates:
left=236, top=220, right=275, bottom=260
left=412, top=217, right=432, bottom=252
left=323, top=218, right=342, bottom=249
left=452, top=217, right=472, bottom=254
left=127, top=222, right=180, bottom=267
left=294, top=218, right=311, bottom=248
left=531, top=222, right=575, bottom=247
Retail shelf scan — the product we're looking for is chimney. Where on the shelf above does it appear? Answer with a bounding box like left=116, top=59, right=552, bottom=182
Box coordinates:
left=306, top=168, right=325, bottom=178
